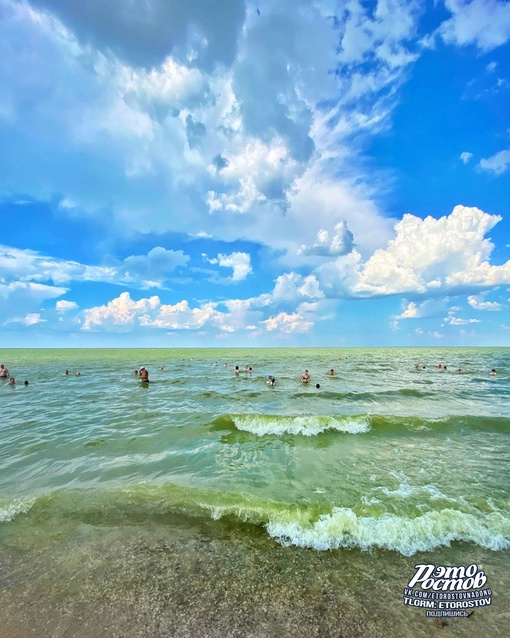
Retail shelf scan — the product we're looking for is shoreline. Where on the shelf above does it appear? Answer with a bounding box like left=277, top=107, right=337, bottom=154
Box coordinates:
left=1, top=514, right=507, bottom=638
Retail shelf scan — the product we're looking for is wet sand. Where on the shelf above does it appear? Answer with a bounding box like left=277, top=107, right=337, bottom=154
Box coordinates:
left=0, top=514, right=507, bottom=638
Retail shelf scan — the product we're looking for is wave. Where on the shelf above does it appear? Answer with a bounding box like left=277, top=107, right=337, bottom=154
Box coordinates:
left=0, top=497, right=36, bottom=523
left=209, top=413, right=510, bottom=437
left=232, top=414, right=371, bottom=436
left=266, top=507, right=510, bottom=556
left=291, top=388, right=435, bottom=401
left=2, top=485, right=508, bottom=556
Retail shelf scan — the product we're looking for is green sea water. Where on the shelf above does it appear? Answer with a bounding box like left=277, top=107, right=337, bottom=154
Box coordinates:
left=1, top=348, right=509, bottom=636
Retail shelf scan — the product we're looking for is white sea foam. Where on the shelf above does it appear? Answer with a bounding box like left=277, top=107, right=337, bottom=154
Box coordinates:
left=375, top=480, right=460, bottom=503
left=0, top=498, right=36, bottom=523
left=361, top=495, right=381, bottom=506
left=233, top=414, right=371, bottom=436
left=266, top=508, right=510, bottom=556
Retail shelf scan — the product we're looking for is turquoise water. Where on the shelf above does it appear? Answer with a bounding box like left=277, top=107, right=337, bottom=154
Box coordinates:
left=1, top=348, right=509, bottom=635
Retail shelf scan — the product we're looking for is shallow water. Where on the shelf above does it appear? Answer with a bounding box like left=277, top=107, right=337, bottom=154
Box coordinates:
left=1, top=348, right=509, bottom=636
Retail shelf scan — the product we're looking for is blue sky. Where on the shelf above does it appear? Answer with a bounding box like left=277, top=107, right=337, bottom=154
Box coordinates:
left=1, top=0, right=510, bottom=347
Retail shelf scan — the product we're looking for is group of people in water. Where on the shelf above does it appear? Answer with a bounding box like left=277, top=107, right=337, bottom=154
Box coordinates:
left=130, top=359, right=500, bottom=390
left=3, top=358, right=498, bottom=389
left=416, top=363, right=497, bottom=375
left=130, top=363, right=338, bottom=389
left=133, top=367, right=150, bottom=382
left=0, top=363, right=29, bottom=386
left=298, top=368, right=335, bottom=389
left=237, top=365, right=336, bottom=389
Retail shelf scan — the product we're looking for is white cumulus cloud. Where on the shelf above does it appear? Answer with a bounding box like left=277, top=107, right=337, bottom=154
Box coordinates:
left=467, top=295, right=502, bottom=311
left=261, top=311, right=313, bottom=334
left=397, top=301, right=420, bottom=318
left=438, top=0, right=510, bottom=52
left=82, top=292, right=161, bottom=331
left=80, top=269, right=326, bottom=335
left=445, top=316, right=480, bottom=325
left=478, top=150, right=510, bottom=176
left=298, top=221, right=355, bottom=257
left=0, top=244, right=189, bottom=289
left=316, top=205, right=510, bottom=298
left=203, top=251, right=252, bottom=281
left=6, top=312, right=46, bottom=326
left=55, top=300, right=79, bottom=312
left=272, top=273, right=324, bottom=301
left=0, top=281, right=68, bottom=321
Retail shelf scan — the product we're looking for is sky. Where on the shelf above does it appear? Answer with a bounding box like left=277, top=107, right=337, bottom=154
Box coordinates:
left=1, top=0, right=510, bottom=348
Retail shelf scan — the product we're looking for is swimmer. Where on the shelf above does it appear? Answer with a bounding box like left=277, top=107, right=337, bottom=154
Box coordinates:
left=490, top=369, right=497, bottom=376
left=301, top=369, right=310, bottom=384
left=76, top=371, right=81, bottom=377
left=9, top=378, right=15, bottom=385
left=0, top=364, right=9, bottom=378
left=24, top=380, right=29, bottom=386
left=134, top=370, right=139, bottom=376
left=316, top=383, right=320, bottom=389
left=267, top=376, right=276, bottom=386
left=235, top=366, right=240, bottom=376
left=139, top=367, right=149, bottom=382
left=328, top=369, right=335, bottom=376
left=65, top=369, right=69, bottom=376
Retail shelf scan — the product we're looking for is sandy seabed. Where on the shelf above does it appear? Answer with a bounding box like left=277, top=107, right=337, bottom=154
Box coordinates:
left=1, top=514, right=508, bottom=638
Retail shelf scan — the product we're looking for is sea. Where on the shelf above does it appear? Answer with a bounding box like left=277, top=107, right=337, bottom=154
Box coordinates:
left=1, top=347, right=509, bottom=637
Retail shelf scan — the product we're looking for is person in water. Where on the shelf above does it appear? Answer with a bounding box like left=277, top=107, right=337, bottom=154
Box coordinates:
left=267, top=376, right=276, bottom=386
left=139, top=367, right=149, bottom=382
left=490, top=369, right=497, bottom=376
left=9, top=377, right=15, bottom=385
left=328, top=369, right=335, bottom=376
left=301, top=369, right=310, bottom=384
left=0, top=364, right=9, bottom=378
